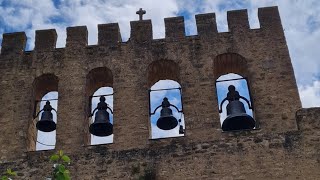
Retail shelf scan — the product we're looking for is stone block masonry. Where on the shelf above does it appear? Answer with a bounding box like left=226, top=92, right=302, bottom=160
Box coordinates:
left=0, top=6, right=318, bottom=179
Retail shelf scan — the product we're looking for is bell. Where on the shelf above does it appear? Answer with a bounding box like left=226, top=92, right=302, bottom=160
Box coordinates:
left=89, top=110, right=113, bottom=137
left=36, top=101, right=56, bottom=132
left=89, top=96, right=113, bottom=137
left=156, top=98, right=178, bottom=130
left=222, top=100, right=255, bottom=131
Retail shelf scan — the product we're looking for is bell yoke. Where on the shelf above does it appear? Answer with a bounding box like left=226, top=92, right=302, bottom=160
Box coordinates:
left=219, top=85, right=256, bottom=131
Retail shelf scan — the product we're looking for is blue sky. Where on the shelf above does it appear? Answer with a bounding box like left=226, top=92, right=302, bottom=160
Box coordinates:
left=1, top=0, right=319, bottom=149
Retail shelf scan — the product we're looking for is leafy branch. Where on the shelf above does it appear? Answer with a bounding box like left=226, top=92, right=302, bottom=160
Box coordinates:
left=49, top=150, right=71, bottom=180
left=1, top=168, right=17, bottom=180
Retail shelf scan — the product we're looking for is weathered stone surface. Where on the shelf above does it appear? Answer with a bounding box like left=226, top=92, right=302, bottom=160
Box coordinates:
left=35, top=29, right=57, bottom=50
left=0, top=6, right=317, bottom=180
left=98, top=23, right=122, bottom=46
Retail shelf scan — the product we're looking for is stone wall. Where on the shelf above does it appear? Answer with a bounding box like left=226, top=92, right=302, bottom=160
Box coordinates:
left=0, top=6, right=315, bottom=180
left=0, top=108, right=319, bottom=179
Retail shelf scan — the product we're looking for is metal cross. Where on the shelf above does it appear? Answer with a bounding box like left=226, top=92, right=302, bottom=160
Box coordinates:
left=136, top=8, right=146, bottom=21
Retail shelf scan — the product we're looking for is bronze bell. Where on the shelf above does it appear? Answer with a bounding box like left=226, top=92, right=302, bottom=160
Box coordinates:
left=36, top=101, right=56, bottom=132
left=89, top=96, right=113, bottom=137
left=219, top=85, right=255, bottom=131
left=157, top=97, right=178, bottom=130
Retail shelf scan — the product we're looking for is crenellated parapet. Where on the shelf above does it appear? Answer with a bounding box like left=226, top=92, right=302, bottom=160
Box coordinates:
left=227, top=9, right=250, bottom=33
left=258, top=6, right=283, bottom=32
left=66, top=26, right=88, bottom=48
left=130, top=20, right=152, bottom=43
left=0, top=6, right=283, bottom=55
left=35, top=29, right=57, bottom=51
left=98, top=23, right=122, bottom=46
left=164, top=16, right=185, bottom=41
left=1, top=32, right=26, bottom=55
left=195, top=13, right=217, bottom=37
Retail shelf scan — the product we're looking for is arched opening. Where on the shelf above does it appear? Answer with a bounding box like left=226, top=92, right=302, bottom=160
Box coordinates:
left=147, top=60, right=179, bottom=87
left=85, top=67, right=113, bottom=145
left=36, top=91, right=58, bottom=150
left=213, top=53, right=255, bottom=131
left=148, top=60, right=185, bottom=139
left=90, top=87, right=113, bottom=145
left=149, top=80, right=184, bottom=139
left=28, top=74, right=59, bottom=151
left=216, top=73, right=254, bottom=131
left=213, top=53, right=248, bottom=79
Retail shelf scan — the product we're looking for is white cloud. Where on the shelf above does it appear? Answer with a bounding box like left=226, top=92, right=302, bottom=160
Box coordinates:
left=276, top=1, right=320, bottom=86
left=0, top=0, right=179, bottom=48
left=216, top=73, right=242, bottom=81
left=298, top=81, right=320, bottom=108
left=150, top=80, right=181, bottom=108
left=57, top=0, right=177, bottom=43
left=151, top=79, right=180, bottom=90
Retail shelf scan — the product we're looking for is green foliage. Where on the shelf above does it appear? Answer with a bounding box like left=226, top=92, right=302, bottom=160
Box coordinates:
left=50, top=154, right=59, bottom=161
left=1, top=168, right=17, bottom=180
left=50, top=150, right=71, bottom=180
left=61, top=155, right=71, bottom=164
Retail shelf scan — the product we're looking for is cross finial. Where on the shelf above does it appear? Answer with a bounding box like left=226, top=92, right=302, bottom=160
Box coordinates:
left=136, top=8, right=146, bottom=21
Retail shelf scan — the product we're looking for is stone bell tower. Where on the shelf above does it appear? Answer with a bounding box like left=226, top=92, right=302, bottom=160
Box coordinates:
left=0, top=6, right=319, bottom=180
